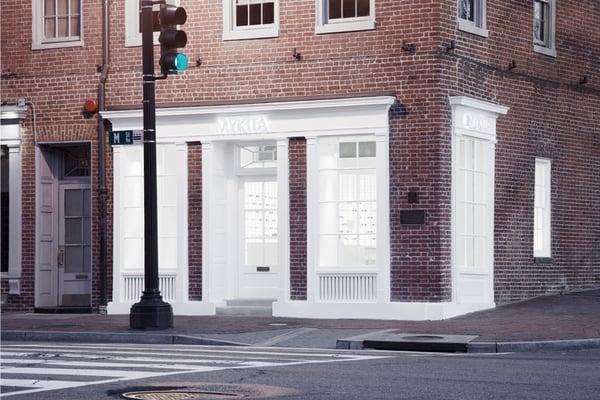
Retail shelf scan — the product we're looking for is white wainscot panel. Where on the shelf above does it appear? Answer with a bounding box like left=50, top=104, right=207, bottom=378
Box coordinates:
left=318, top=272, right=377, bottom=302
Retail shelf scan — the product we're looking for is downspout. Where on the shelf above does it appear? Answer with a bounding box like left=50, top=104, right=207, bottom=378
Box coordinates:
left=97, top=0, right=110, bottom=311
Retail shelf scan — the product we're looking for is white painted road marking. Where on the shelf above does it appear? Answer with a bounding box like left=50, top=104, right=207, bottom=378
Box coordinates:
left=0, top=343, right=388, bottom=398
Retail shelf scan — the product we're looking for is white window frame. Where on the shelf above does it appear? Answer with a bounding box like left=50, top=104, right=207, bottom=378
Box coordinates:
left=533, top=0, right=556, bottom=57
left=534, top=158, right=552, bottom=258
left=457, top=0, right=488, bottom=38
left=317, top=136, right=377, bottom=271
left=125, top=0, right=179, bottom=47
left=315, top=0, right=375, bottom=35
left=32, top=0, right=84, bottom=50
left=223, top=0, right=279, bottom=41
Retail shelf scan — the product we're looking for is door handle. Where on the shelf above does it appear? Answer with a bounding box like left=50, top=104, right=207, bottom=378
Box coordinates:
left=58, top=247, right=65, bottom=267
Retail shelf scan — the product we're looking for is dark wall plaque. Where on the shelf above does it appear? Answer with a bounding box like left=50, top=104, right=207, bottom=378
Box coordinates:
left=400, top=209, right=425, bottom=225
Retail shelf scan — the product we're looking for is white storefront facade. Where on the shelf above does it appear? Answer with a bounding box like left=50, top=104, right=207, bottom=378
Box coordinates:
left=102, top=95, right=507, bottom=320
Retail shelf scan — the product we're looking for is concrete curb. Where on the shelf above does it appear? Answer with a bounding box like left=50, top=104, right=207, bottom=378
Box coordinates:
left=338, top=337, right=600, bottom=353
left=1, top=330, right=248, bottom=347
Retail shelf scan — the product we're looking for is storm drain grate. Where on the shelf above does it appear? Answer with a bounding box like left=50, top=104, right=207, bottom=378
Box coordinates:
left=122, top=391, right=241, bottom=400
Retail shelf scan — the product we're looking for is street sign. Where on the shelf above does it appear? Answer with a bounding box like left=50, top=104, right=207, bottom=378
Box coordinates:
left=109, top=130, right=143, bottom=145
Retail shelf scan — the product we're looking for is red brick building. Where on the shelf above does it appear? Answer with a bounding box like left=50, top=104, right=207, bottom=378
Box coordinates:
left=1, top=0, right=598, bottom=319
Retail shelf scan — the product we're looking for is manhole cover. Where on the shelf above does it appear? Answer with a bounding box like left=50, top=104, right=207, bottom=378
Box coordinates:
left=402, top=335, right=444, bottom=341
left=122, top=391, right=240, bottom=400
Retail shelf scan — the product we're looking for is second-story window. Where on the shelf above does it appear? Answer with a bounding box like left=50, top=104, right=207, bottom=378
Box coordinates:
left=457, top=0, right=487, bottom=37
left=533, top=0, right=556, bottom=57
left=32, top=0, right=83, bottom=49
left=316, top=0, right=375, bottom=34
left=223, top=0, right=279, bottom=40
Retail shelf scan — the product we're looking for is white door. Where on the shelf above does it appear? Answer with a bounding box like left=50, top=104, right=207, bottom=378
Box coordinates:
left=37, top=147, right=58, bottom=307
left=58, top=184, right=92, bottom=306
left=239, top=177, right=279, bottom=299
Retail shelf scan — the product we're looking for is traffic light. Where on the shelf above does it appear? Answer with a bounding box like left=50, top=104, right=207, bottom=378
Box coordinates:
left=159, top=4, right=188, bottom=75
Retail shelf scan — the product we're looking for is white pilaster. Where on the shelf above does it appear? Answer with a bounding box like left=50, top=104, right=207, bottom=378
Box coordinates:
left=175, top=142, right=189, bottom=302
left=7, top=145, right=22, bottom=294
left=375, top=132, right=390, bottom=303
left=201, top=141, right=213, bottom=303
left=276, top=139, right=290, bottom=301
left=108, top=146, right=123, bottom=308
left=305, top=136, right=318, bottom=302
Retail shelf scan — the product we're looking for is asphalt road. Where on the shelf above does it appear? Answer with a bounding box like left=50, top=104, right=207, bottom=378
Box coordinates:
left=1, top=342, right=599, bottom=399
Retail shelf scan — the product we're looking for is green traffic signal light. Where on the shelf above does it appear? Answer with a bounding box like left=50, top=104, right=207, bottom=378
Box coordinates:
left=159, top=4, right=188, bottom=75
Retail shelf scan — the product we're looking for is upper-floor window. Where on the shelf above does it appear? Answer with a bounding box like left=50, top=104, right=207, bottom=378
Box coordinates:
left=223, top=0, right=279, bottom=40
left=125, top=0, right=177, bottom=47
left=32, top=0, right=83, bottom=49
left=316, top=0, right=375, bottom=34
left=533, top=0, right=556, bottom=57
left=457, top=0, right=488, bottom=37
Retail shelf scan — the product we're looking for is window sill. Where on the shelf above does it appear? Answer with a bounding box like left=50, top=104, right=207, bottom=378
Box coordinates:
left=457, top=20, right=489, bottom=38
left=315, top=19, right=375, bottom=35
left=534, top=257, right=553, bottom=264
left=222, top=27, right=279, bottom=41
left=533, top=44, right=557, bottom=58
left=32, top=39, right=84, bottom=50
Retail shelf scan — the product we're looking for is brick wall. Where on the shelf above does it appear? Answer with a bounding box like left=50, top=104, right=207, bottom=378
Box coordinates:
left=2, top=0, right=598, bottom=310
left=187, top=142, right=203, bottom=301
left=288, top=138, right=307, bottom=300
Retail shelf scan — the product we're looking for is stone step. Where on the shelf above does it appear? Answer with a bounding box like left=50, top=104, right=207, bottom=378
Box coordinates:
left=224, top=298, right=276, bottom=307
left=215, top=306, right=273, bottom=317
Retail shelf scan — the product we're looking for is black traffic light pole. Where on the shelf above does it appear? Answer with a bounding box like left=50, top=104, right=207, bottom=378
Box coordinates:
left=130, top=0, right=173, bottom=329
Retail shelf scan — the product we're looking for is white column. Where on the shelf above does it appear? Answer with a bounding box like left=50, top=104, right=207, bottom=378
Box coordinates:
left=175, top=142, right=189, bottom=302
left=109, top=146, right=123, bottom=306
left=7, top=144, right=22, bottom=294
left=305, top=136, right=318, bottom=302
left=375, top=132, right=390, bottom=303
left=276, top=139, right=290, bottom=302
left=201, top=141, right=213, bottom=303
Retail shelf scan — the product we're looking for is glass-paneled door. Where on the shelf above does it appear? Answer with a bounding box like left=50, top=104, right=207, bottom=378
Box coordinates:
left=238, top=177, right=279, bottom=298
left=58, top=184, right=91, bottom=306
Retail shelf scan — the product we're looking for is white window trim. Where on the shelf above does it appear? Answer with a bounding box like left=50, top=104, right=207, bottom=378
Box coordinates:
left=533, top=0, right=557, bottom=57
left=315, top=0, right=375, bottom=35
left=534, top=158, right=552, bottom=258
left=125, top=0, right=179, bottom=47
left=457, top=0, right=488, bottom=38
left=32, top=0, right=84, bottom=50
left=222, top=0, right=279, bottom=41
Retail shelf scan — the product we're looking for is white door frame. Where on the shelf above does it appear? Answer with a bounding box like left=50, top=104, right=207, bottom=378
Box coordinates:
left=57, top=183, right=92, bottom=307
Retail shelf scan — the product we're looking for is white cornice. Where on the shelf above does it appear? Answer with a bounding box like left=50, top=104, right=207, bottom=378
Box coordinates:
left=449, top=96, right=509, bottom=115
left=101, top=96, right=396, bottom=142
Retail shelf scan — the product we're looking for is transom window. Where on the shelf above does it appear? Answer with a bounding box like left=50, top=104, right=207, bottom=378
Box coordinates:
left=457, top=0, right=487, bottom=37
left=319, top=137, right=377, bottom=268
left=239, top=145, right=277, bottom=169
left=533, top=0, right=556, bottom=56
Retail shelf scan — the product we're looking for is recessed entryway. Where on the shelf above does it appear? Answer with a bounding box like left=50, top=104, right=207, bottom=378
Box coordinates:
left=35, top=143, right=92, bottom=311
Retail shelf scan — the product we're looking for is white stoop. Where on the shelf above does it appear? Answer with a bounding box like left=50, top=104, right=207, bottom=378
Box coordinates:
left=216, top=299, right=275, bottom=317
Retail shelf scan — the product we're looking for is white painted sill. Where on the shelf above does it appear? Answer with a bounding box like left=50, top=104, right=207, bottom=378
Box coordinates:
left=533, top=44, right=557, bottom=58
left=32, top=39, right=84, bottom=50
left=222, top=27, right=279, bottom=41
left=315, top=19, right=375, bottom=35
left=457, top=20, right=489, bottom=38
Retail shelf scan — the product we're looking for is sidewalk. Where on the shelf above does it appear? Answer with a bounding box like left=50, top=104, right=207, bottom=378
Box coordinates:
left=2, top=288, right=599, bottom=352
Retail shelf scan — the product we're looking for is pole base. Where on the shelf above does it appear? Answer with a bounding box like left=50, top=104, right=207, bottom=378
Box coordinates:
left=129, top=291, right=173, bottom=330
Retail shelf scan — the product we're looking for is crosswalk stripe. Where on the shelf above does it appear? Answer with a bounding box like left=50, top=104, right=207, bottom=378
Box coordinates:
left=0, top=343, right=389, bottom=398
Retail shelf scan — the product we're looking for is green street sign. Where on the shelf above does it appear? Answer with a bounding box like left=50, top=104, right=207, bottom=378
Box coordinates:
left=109, top=130, right=143, bottom=145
